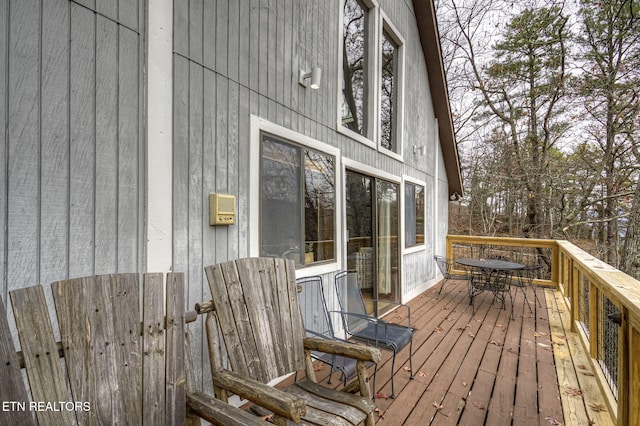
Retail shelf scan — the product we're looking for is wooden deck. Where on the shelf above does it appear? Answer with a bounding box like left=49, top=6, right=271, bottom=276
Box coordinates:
left=297, top=279, right=615, bottom=425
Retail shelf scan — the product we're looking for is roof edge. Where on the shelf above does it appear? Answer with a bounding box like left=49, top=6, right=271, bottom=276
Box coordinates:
left=411, top=0, right=463, bottom=197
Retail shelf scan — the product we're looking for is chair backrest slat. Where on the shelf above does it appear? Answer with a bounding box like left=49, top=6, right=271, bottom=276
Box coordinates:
left=11, top=285, right=76, bottom=426
left=142, top=273, right=167, bottom=425
left=0, top=298, right=31, bottom=425
left=165, top=272, right=187, bottom=424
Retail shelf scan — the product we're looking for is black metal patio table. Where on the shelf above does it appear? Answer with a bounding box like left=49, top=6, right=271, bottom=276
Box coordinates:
left=455, top=258, right=525, bottom=317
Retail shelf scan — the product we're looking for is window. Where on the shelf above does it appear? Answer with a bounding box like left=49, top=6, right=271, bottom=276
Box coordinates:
left=341, top=0, right=370, bottom=137
left=260, top=134, right=336, bottom=266
left=405, top=182, right=424, bottom=247
left=380, top=29, right=398, bottom=152
left=339, top=2, right=404, bottom=157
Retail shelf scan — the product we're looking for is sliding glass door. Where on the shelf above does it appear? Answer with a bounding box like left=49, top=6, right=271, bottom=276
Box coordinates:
left=345, top=170, right=399, bottom=316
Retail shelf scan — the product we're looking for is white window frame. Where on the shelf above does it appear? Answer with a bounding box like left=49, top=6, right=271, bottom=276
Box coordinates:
left=337, top=0, right=379, bottom=149
left=249, top=115, right=343, bottom=277
left=402, top=175, right=427, bottom=255
left=378, top=11, right=405, bottom=161
left=337, top=2, right=405, bottom=162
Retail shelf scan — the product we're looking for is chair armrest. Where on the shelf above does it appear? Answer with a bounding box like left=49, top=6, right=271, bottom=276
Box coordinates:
left=211, top=370, right=306, bottom=423
left=303, top=337, right=381, bottom=363
left=186, top=390, right=266, bottom=426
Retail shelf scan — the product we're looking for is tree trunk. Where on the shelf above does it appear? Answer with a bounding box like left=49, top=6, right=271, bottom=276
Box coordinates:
left=620, top=178, right=640, bottom=279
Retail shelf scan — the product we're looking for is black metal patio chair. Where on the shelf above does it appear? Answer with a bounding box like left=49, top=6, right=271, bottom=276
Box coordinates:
left=296, top=275, right=375, bottom=388
left=334, top=270, right=414, bottom=398
left=512, top=264, right=543, bottom=311
left=434, top=255, right=471, bottom=295
left=469, top=267, right=514, bottom=318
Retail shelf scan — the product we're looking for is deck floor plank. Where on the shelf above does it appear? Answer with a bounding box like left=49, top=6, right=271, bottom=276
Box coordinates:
left=547, top=289, right=615, bottom=426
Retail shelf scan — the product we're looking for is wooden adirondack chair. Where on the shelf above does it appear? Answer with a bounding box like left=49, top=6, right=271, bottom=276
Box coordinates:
left=197, top=257, right=381, bottom=425
left=0, top=272, right=265, bottom=426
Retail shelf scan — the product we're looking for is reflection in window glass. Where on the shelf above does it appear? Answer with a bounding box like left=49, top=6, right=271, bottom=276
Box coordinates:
left=381, top=30, right=397, bottom=151
left=342, top=0, right=368, bottom=136
left=260, top=134, right=336, bottom=266
left=405, top=182, right=424, bottom=247
left=304, top=151, right=335, bottom=264
left=261, top=137, right=303, bottom=264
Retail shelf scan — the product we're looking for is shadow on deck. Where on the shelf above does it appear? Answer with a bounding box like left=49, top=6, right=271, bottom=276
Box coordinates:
left=295, top=279, right=614, bottom=425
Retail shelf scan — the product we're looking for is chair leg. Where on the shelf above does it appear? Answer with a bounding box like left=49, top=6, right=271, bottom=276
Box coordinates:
left=390, top=351, right=397, bottom=398
left=522, top=286, right=533, bottom=313
left=408, top=340, right=414, bottom=380
left=508, top=289, right=514, bottom=320
left=438, top=277, right=449, bottom=294
left=532, top=285, right=542, bottom=307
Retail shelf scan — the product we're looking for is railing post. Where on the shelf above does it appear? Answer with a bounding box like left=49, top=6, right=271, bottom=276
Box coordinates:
left=571, top=266, right=579, bottom=333
left=628, top=314, right=640, bottom=426
left=551, top=244, right=559, bottom=288
left=589, top=282, right=598, bottom=358
left=616, top=308, right=629, bottom=426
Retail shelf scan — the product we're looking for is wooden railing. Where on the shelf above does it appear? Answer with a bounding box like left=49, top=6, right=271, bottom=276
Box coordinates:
left=446, top=235, right=640, bottom=425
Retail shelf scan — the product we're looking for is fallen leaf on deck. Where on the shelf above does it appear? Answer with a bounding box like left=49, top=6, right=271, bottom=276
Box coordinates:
left=564, top=386, right=584, bottom=397
left=556, top=335, right=568, bottom=340
left=260, top=414, right=274, bottom=421
left=489, top=340, right=502, bottom=347
left=468, top=332, right=476, bottom=338
left=375, top=408, right=385, bottom=419
left=472, top=401, right=485, bottom=410
left=544, top=416, right=564, bottom=425
left=495, top=323, right=503, bottom=328
left=552, top=341, right=565, bottom=346
left=313, top=363, right=325, bottom=372
left=417, top=371, right=428, bottom=377
left=435, top=325, right=444, bottom=333
left=588, top=403, right=607, bottom=412
left=581, top=371, right=595, bottom=377
left=537, top=342, right=551, bottom=349
left=403, top=366, right=412, bottom=372
left=534, top=331, right=547, bottom=337
left=432, top=402, right=444, bottom=410
left=376, top=392, right=391, bottom=399
left=461, top=381, right=467, bottom=387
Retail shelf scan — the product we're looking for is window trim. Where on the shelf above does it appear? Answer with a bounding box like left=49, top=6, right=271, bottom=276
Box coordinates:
left=250, top=115, right=342, bottom=276
left=402, top=175, right=427, bottom=255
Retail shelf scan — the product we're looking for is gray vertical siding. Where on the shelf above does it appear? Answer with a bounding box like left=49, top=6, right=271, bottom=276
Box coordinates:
left=1, top=0, right=144, bottom=305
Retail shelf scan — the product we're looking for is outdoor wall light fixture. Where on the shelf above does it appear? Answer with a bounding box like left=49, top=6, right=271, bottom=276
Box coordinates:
left=299, top=67, right=322, bottom=89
